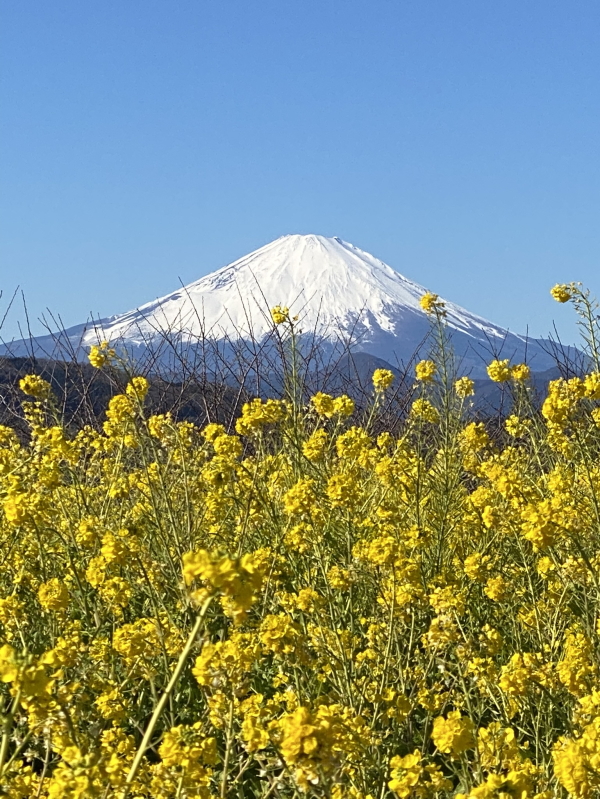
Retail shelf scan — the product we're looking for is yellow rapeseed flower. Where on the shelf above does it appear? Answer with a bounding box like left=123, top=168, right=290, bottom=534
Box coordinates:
left=38, top=578, right=70, bottom=612
left=311, top=392, right=335, bottom=417
left=282, top=479, right=317, bottom=516
left=302, top=429, right=328, bottom=461
left=126, top=376, right=149, bottom=401
left=584, top=372, right=600, bottom=399
left=420, top=292, right=444, bottom=314
left=0, top=645, right=19, bottom=683
left=484, top=575, right=507, bottom=601
left=410, top=398, right=439, bottom=424
left=19, top=374, right=51, bottom=399
left=505, top=415, right=530, bottom=437
left=415, top=360, right=436, bottom=382
left=454, top=376, right=475, bottom=398
left=372, top=368, right=395, bottom=391
left=235, top=398, right=285, bottom=436
left=551, top=283, right=573, bottom=303
left=487, top=359, right=512, bottom=382
left=88, top=340, right=115, bottom=368
left=271, top=305, right=289, bottom=325
left=0, top=280, right=600, bottom=796
left=511, top=363, right=530, bottom=381
left=432, top=711, right=475, bottom=755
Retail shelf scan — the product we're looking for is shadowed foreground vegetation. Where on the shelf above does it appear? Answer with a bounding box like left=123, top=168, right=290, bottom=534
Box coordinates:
left=0, top=284, right=600, bottom=797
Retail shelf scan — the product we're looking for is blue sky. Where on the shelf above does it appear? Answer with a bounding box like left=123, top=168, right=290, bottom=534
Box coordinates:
left=1, top=0, right=599, bottom=344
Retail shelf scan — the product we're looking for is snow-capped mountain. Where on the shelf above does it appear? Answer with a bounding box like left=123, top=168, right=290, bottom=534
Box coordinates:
left=1, top=234, right=560, bottom=376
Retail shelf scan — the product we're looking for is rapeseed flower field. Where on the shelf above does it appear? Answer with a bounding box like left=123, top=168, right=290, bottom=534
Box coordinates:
left=1, top=284, right=600, bottom=797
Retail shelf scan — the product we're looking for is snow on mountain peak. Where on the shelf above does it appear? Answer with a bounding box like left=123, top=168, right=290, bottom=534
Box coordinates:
left=81, top=233, right=510, bottom=346
left=1, top=234, right=559, bottom=375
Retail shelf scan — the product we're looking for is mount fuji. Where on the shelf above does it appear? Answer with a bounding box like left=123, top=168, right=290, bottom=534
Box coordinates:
left=1, top=234, right=560, bottom=377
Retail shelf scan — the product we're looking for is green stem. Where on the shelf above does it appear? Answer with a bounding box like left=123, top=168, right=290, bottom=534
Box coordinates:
left=220, top=697, right=236, bottom=799
left=0, top=689, right=21, bottom=776
left=123, top=598, right=212, bottom=793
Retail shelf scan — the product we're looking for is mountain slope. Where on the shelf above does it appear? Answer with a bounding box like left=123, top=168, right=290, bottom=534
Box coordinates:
left=0, top=234, right=561, bottom=376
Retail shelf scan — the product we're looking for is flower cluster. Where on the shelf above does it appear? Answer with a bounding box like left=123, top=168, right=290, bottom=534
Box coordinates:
left=0, top=284, right=599, bottom=796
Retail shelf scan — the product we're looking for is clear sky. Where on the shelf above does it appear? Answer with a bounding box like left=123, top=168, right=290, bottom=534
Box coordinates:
left=1, top=0, right=599, bottom=345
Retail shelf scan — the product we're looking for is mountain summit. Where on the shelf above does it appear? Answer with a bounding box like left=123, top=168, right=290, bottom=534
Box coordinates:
left=1, top=234, right=558, bottom=375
